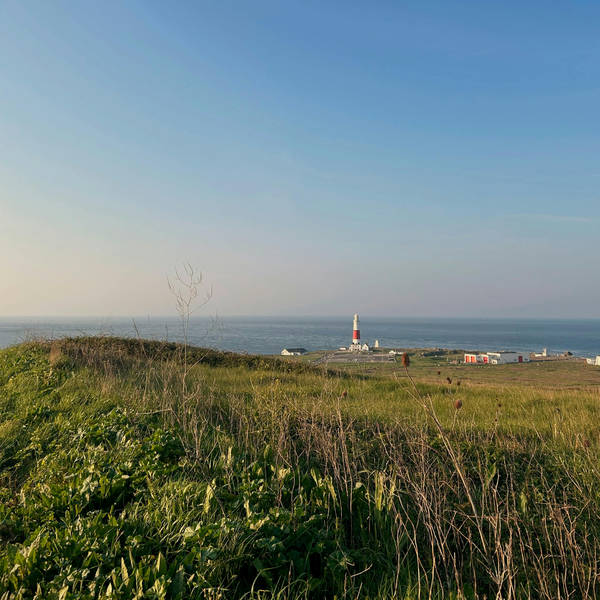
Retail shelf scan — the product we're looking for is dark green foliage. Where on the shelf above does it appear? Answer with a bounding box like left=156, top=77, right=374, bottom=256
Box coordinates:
left=0, top=410, right=383, bottom=598
left=0, top=346, right=393, bottom=598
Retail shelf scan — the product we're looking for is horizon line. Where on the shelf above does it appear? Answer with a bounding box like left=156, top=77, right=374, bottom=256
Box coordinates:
left=1, top=314, right=599, bottom=321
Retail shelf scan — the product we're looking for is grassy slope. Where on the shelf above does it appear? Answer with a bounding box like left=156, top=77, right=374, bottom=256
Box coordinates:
left=1, top=338, right=599, bottom=599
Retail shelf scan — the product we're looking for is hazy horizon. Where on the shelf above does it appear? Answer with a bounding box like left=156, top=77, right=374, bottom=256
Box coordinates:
left=2, top=314, right=600, bottom=322
left=3, top=314, right=600, bottom=357
left=2, top=1, right=598, bottom=319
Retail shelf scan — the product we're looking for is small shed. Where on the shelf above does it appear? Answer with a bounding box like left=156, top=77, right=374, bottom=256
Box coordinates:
left=464, top=353, right=487, bottom=363
left=281, top=348, right=307, bottom=356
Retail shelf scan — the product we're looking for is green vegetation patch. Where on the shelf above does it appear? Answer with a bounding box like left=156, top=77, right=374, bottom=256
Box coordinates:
left=1, top=340, right=599, bottom=599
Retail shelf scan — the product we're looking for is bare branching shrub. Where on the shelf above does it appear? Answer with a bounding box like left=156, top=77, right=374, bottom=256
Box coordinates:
left=167, top=264, right=212, bottom=351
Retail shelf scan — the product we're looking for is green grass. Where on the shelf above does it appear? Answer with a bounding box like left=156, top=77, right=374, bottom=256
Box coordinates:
left=1, top=337, right=599, bottom=599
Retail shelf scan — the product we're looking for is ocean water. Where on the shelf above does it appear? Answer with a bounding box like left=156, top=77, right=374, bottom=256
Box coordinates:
left=1, top=316, right=599, bottom=358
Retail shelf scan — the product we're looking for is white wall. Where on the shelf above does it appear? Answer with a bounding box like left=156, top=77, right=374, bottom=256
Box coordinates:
left=486, top=352, right=525, bottom=364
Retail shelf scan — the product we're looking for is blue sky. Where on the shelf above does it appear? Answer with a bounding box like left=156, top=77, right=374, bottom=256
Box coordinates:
left=1, top=1, right=598, bottom=317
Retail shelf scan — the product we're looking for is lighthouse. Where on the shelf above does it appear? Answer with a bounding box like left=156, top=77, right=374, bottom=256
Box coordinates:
left=349, top=314, right=369, bottom=352
left=352, top=313, right=360, bottom=345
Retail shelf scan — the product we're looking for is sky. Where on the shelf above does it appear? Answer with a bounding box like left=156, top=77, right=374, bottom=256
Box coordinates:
left=1, top=0, right=599, bottom=318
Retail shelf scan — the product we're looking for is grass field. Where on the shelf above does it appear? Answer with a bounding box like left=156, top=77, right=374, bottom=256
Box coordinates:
left=1, top=337, right=599, bottom=599
left=298, top=348, right=600, bottom=389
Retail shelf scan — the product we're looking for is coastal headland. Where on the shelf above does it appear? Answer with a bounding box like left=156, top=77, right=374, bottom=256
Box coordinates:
left=1, top=336, right=599, bottom=598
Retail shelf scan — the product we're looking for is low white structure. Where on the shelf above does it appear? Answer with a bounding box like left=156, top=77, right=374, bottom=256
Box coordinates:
left=349, top=342, right=370, bottom=352
left=586, top=356, right=600, bottom=366
left=486, top=351, right=527, bottom=364
left=465, top=351, right=527, bottom=365
left=281, top=348, right=307, bottom=356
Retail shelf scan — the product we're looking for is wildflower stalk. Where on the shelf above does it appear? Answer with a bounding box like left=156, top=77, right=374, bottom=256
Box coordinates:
left=401, top=365, right=489, bottom=558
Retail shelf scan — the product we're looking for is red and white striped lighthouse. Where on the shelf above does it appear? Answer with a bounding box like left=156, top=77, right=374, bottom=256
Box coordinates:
left=352, top=313, right=360, bottom=344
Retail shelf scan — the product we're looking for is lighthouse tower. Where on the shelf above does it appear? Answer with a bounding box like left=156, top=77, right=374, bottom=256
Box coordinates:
left=352, top=314, right=360, bottom=345
left=349, top=313, right=368, bottom=351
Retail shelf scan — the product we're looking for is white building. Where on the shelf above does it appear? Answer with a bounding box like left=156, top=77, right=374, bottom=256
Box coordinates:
left=486, top=351, right=527, bottom=364
left=465, top=351, right=527, bottom=364
left=586, top=356, right=600, bottom=366
left=281, top=348, right=307, bottom=356
left=349, top=342, right=370, bottom=352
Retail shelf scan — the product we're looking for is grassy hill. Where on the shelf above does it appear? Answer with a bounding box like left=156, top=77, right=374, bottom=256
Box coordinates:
left=1, top=338, right=599, bottom=599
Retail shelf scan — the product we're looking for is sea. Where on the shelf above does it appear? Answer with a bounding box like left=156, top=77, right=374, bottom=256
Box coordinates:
left=0, top=316, right=599, bottom=358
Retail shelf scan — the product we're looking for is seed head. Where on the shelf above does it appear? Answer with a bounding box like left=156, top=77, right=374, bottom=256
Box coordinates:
left=446, top=377, right=452, bottom=384
left=454, top=398, right=463, bottom=410
left=402, top=353, right=410, bottom=367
